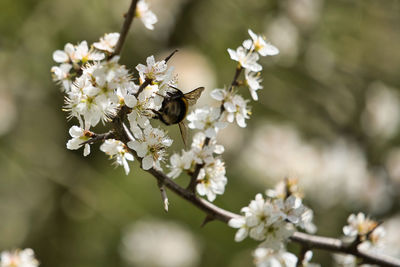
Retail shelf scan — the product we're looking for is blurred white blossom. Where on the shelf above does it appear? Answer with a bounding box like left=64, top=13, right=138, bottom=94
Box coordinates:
left=120, top=220, right=200, bottom=267
left=136, top=0, right=158, bottom=30
left=93, top=32, right=120, bottom=53
left=0, top=248, right=39, bottom=267
left=361, top=81, right=400, bottom=139
left=243, top=29, right=279, bottom=57
left=227, top=46, right=262, bottom=72
left=253, top=247, right=297, bottom=267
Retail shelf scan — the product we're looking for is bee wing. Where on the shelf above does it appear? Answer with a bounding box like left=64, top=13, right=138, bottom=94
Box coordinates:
left=184, top=87, right=205, bottom=106
left=178, top=121, right=188, bottom=149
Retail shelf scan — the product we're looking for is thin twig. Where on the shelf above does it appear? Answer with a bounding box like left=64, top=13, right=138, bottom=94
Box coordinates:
left=80, top=131, right=114, bottom=145
left=112, top=0, right=140, bottom=57
left=157, top=180, right=169, bottom=212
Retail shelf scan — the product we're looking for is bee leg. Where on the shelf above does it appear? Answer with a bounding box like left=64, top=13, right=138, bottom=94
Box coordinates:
left=149, top=109, right=162, bottom=119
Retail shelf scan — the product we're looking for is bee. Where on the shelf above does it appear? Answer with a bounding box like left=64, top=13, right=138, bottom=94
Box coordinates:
left=153, top=86, right=204, bottom=148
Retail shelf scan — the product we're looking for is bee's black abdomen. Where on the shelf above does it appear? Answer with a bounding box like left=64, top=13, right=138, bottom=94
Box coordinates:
left=159, top=97, right=188, bottom=125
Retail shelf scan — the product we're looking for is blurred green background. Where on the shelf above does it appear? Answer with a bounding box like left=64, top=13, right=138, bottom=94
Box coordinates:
left=1, top=0, right=400, bottom=266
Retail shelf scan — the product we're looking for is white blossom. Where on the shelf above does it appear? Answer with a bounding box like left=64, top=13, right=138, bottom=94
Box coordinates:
left=136, top=0, right=158, bottom=30
left=229, top=193, right=295, bottom=248
left=245, top=69, right=263, bottom=101
left=0, top=248, right=39, bottom=267
left=191, top=132, right=224, bottom=164
left=136, top=55, right=167, bottom=82
left=196, top=158, right=227, bottom=202
left=93, top=32, right=120, bottom=53
left=302, top=251, right=320, bottom=267
left=127, top=126, right=172, bottom=170
left=54, top=41, right=104, bottom=65
left=66, top=125, right=91, bottom=156
left=167, top=150, right=195, bottom=178
left=211, top=88, right=251, bottom=128
left=100, top=139, right=134, bottom=175
left=243, top=29, right=280, bottom=57
left=253, top=247, right=297, bottom=267
left=343, top=213, right=380, bottom=239
left=51, top=63, right=73, bottom=91
left=227, top=46, right=262, bottom=72
left=187, top=107, right=227, bottom=138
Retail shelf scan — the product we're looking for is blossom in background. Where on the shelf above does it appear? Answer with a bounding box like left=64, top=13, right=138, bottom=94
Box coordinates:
left=302, top=251, right=321, bottom=267
left=66, top=125, right=91, bottom=156
left=100, top=139, right=134, bottom=175
left=128, top=126, right=172, bottom=170
left=120, top=219, right=200, bottom=267
left=93, top=32, right=120, bottom=53
left=196, top=158, right=228, bottom=202
left=227, top=46, right=262, bottom=72
left=0, top=248, right=39, bottom=267
left=211, top=88, right=251, bottom=128
left=136, top=0, right=158, bottom=30
left=343, top=213, right=383, bottom=242
left=187, top=106, right=227, bottom=138
left=253, top=247, right=297, bottom=267
left=243, top=29, right=280, bottom=56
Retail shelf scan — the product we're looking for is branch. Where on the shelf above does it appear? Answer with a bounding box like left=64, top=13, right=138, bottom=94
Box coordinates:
left=112, top=0, right=140, bottom=57
left=291, top=232, right=400, bottom=267
left=105, top=12, right=400, bottom=266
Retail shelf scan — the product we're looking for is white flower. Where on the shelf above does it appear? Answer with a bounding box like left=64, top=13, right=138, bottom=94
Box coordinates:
left=253, top=247, right=297, bottom=267
left=243, top=29, right=279, bottom=56
left=211, top=88, right=251, bottom=128
left=100, top=139, right=134, bottom=175
left=167, top=150, right=195, bottom=178
left=93, top=32, right=120, bottom=53
left=343, top=213, right=379, bottom=239
left=54, top=41, right=104, bottom=64
left=73, top=41, right=105, bottom=63
left=136, top=0, right=158, bottom=30
left=52, top=43, right=74, bottom=63
left=245, top=69, right=263, bottom=101
left=0, top=248, right=39, bottom=267
left=333, top=254, right=357, bottom=267
left=229, top=193, right=295, bottom=248
left=127, top=126, right=172, bottom=170
left=66, top=125, right=91, bottom=156
left=274, top=195, right=305, bottom=225
left=227, top=46, right=262, bottom=72
left=51, top=63, right=73, bottom=92
left=196, top=158, right=227, bottom=202
left=187, top=107, right=227, bottom=138
left=302, top=251, right=321, bottom=267
left=136, top=55, right=167, bottom=82
left=191, top=132, right=224, bottom=164
left=228, top=216, right=249, bottom=242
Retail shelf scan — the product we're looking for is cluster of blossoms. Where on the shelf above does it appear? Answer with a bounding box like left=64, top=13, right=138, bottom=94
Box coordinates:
left=334, top=213, right=386, bottom=266
left=51, top=2, right=178, bottom=175
left=229, top=179, right=318, bottom=267
left=167, top=132, right=226, bottom=201
left=167, top=30, right=279, bottom=202
left=0, top=249, right=39, bottom=267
